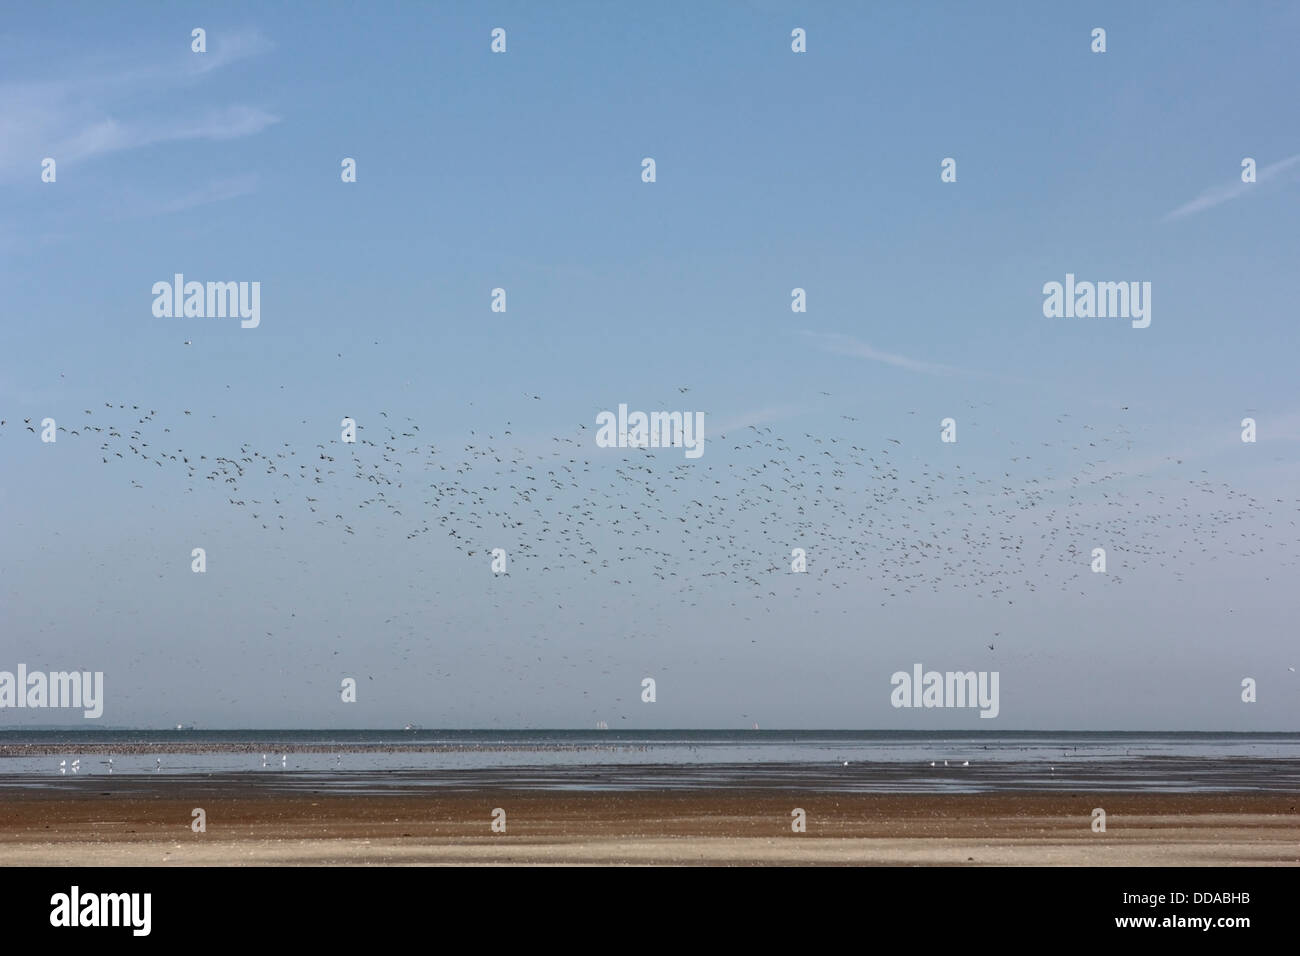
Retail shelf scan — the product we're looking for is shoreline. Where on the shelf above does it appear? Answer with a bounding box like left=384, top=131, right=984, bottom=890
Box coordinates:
left=5, top=756, right=1300, bottom=792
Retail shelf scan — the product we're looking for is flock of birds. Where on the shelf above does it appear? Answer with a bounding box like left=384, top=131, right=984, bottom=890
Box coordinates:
left=6, top=397, right=1289, bottom=590
left=3, top=392, right=1294, bottom=722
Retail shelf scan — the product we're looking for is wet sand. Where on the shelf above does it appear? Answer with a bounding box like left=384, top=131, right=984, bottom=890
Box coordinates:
left=1, top=778, right=1296, bottom=865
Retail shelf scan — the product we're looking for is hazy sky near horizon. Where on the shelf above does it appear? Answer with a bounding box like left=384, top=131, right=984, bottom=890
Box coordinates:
left=2, top=2, right=1299, bottom=729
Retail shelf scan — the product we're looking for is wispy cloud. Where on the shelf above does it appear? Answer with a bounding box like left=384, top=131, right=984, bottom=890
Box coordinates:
left=1163, top=153, right=1300, bottom=221
left=132, top=173, right=262, bottom=218
left=48, top=106, right=279, bottom=163
left=187, top=30, right=275, bottom=75
left=800, top=331, right=962, bottom=377
left=0, top=29, right=277, bottom=183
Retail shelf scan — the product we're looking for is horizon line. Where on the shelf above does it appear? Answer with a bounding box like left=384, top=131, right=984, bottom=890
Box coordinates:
left=1, top=727, right=1296, bottom=735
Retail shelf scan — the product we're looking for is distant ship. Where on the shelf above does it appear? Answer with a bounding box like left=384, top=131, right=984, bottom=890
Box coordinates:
left=596, top=720, right=609, bottom=730
left=752, top=722, right=759, bottom=730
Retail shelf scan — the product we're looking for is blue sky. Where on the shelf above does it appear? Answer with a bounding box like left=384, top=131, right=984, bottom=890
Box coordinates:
left=1, top=2, right=1298, bottom=728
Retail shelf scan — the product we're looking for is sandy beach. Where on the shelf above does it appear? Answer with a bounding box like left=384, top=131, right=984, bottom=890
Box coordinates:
left=1, top=779, right=1296, bottom=866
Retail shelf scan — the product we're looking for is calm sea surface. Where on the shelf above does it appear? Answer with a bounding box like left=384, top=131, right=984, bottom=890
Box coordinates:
left=2, top=730, right=1299, bottom=792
